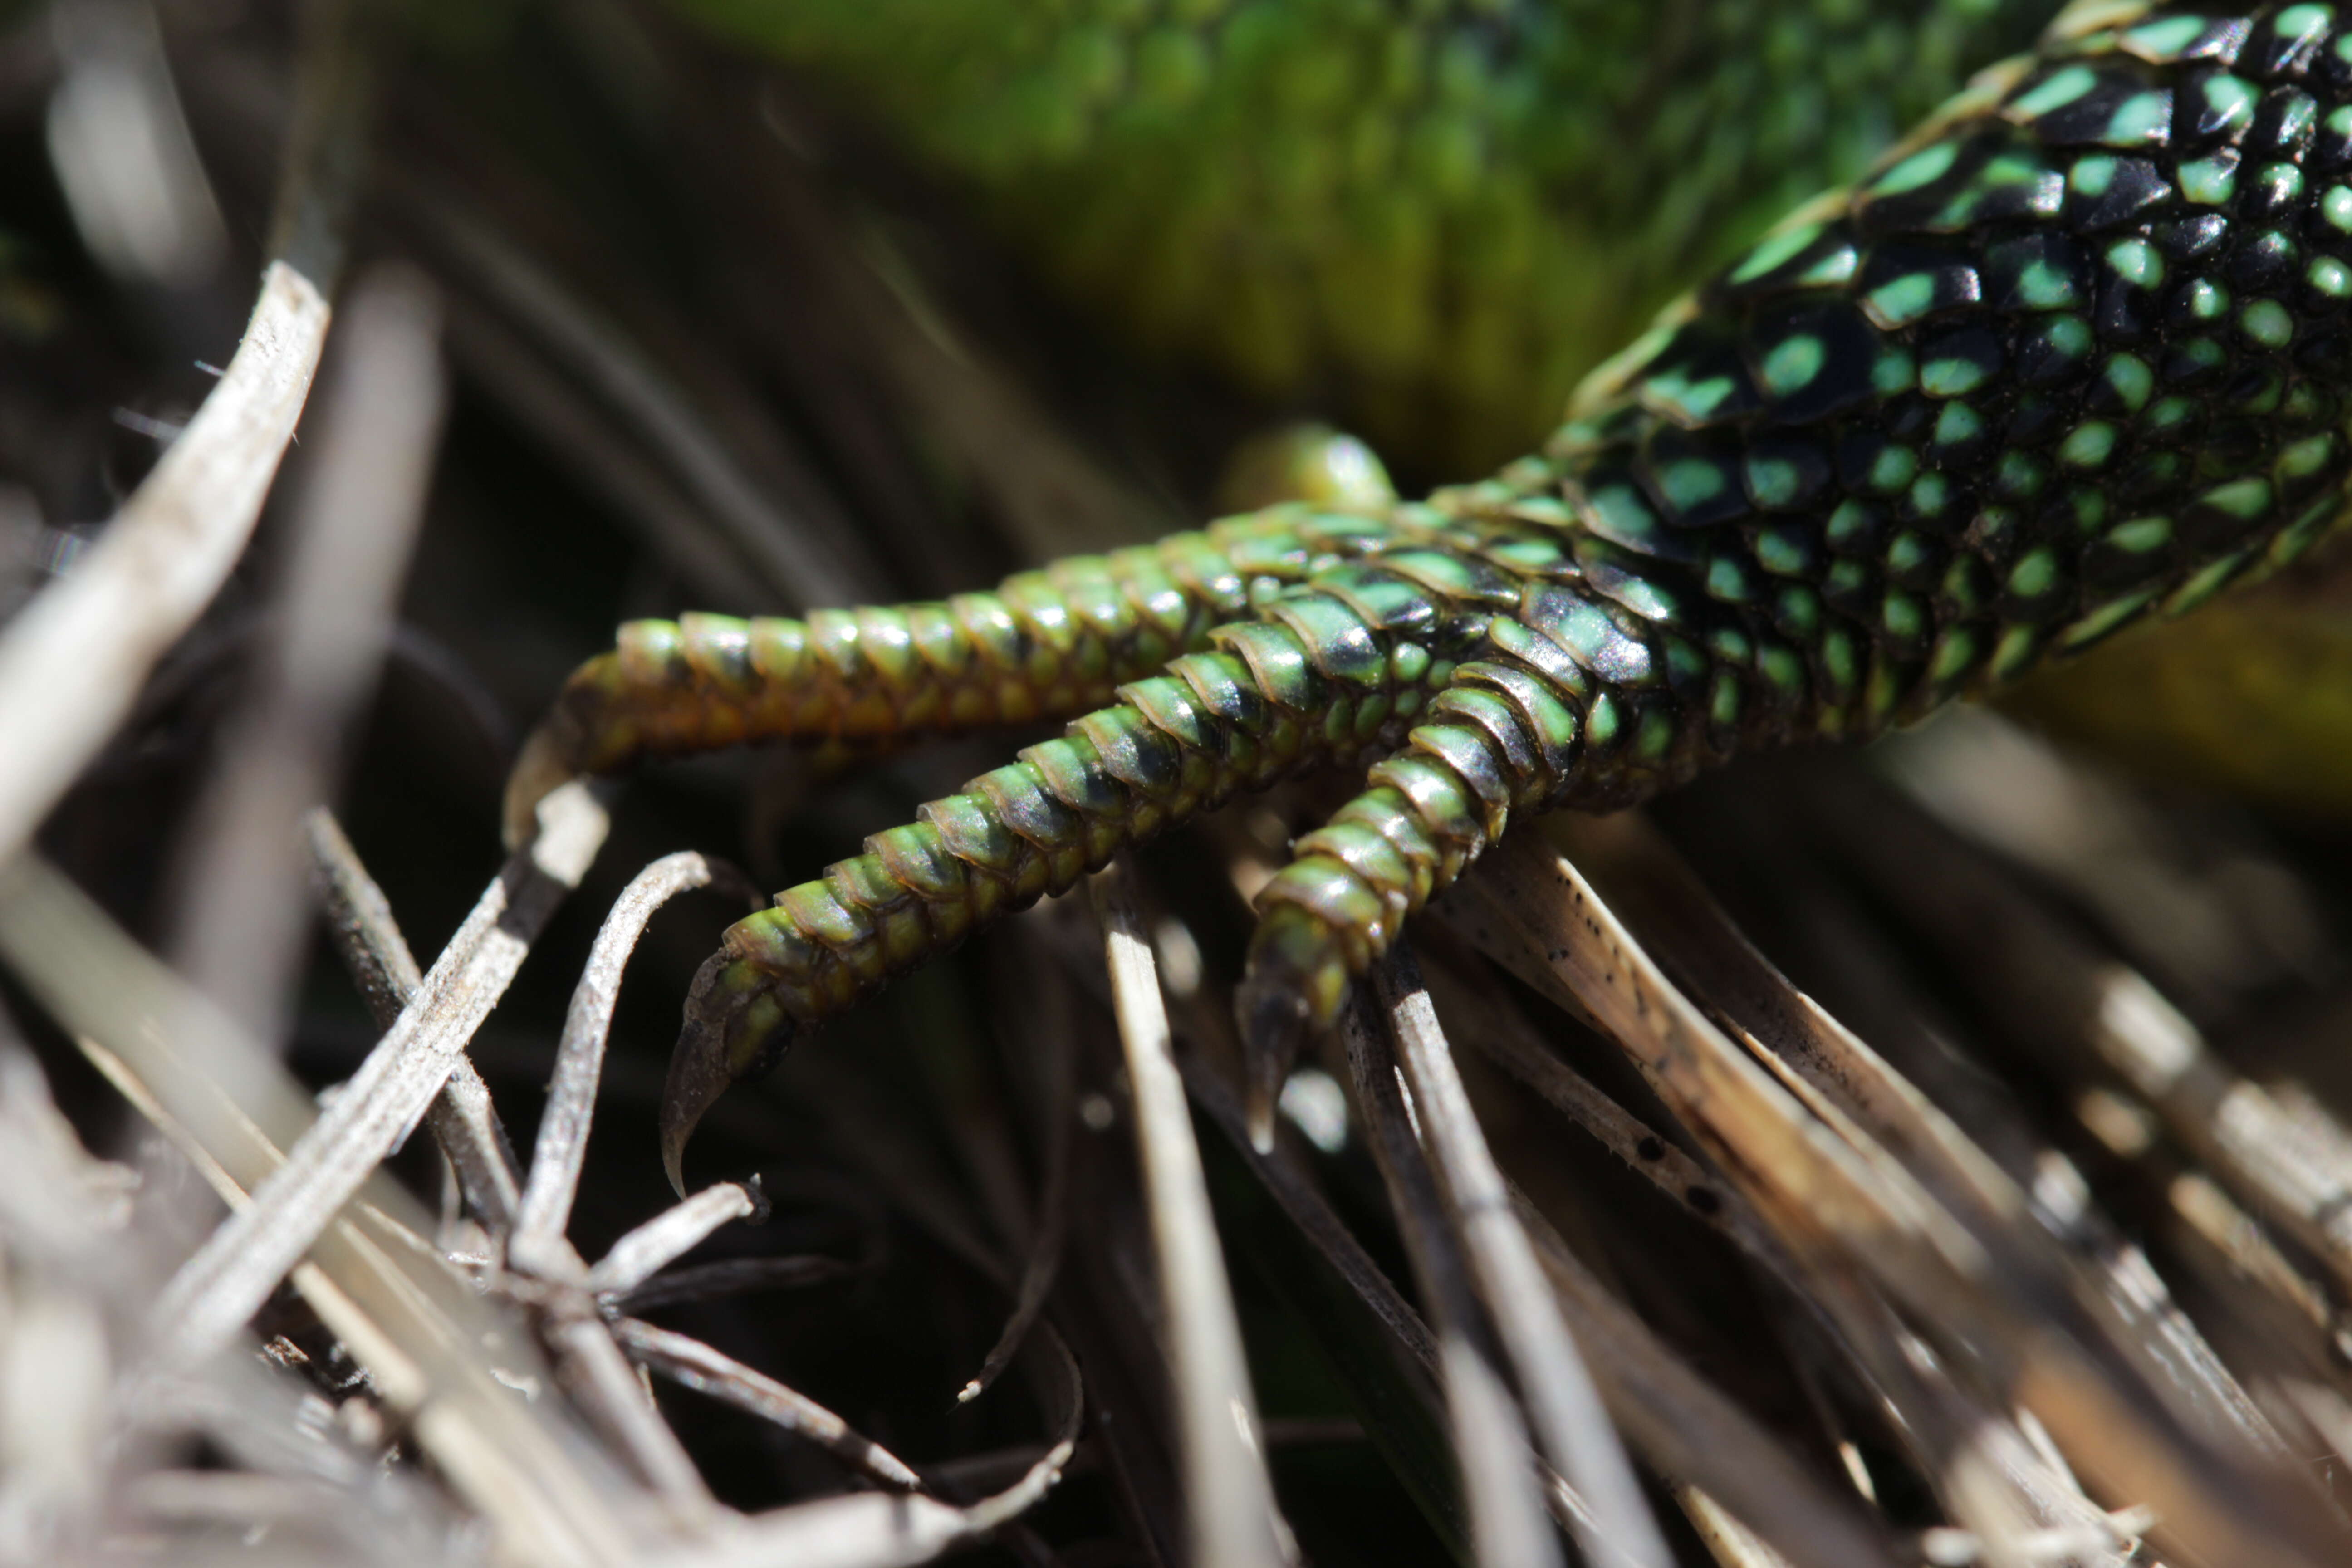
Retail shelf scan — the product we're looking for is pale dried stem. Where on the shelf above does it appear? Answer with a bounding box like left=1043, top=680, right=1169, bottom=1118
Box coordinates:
left=1343, top=989, right=1565, bottom=1568
left=1367, top=949, right=1672, bottom=1568
left=513, top=850, right=721, bottom=1275
left=1456, top=829, right=2347, bottom=1568
left=540, top=1307, right=718, bottom=1521
left=0, top=854, right=643, bottom=1567
left=613, top=1317, right=924, bottom=1491
left=296, top=820, right=712, bottom=1510
left=1678, top=1488, right=1797, bottom=1568
left=168, top=265, right=446, bottom=1049
left=0, top=0, right=372, bottom=863
left=304, top=808, right=524, bottom=1235
left=153, top=780, right=611, bottom=1367
left=0, top=260, right=325, bottom=866
left=585, top=1183, right=760, bottom=1298
left=631, top=1324, right=1084, bottom=1568
left=1089, top=860, right=1291, bottom=1568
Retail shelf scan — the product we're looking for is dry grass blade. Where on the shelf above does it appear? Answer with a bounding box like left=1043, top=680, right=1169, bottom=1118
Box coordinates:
left=1454, top=828, right=2348, bottom=1568
left=167, top=265, right=446, bottom=1046
left=0, top=1013, right=130, bottom=1562
left=1343, top=988, right=1565, bottom=1568
left=294, top=812, right=717, bottom=1521
left=1557, top=811, right=2286, bottom=1461
left=1368, top=948, right=1672, bottom=1568
left=305, top=808, right=524, bottom=1235
left=1439, top=912, right=2126, bottom=1561
left=1088, top=860, right=1290, bottom=1568
left=539, top=1308, right=718, bottom=1520
left=1182, top=1056, right=1483, bottom=1558
left=585, top=1182, right=761, bottom=1298
left=153, top=779, right=611, bottom=1365
left=1181, top=1058, right=1440, bottom=1370
left=1809, top=771, right=2352, bottom=1307
left=633, top=1323, right=1084, bottom=1568
left=514, top=850, right=720, bottom=1274
left=0, top=259, right=325, bottom=866
left=1504, top=1194, right=1898, bottom=1568
left=304, top=808, right=428, bottom=1022
left=1416, top=949, right=1777, bottom=1269
left=0, top=853, right=643, bottom=1566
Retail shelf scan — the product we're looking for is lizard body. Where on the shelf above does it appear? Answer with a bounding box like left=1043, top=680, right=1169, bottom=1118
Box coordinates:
left=505, top=3, right=2352, bottom=1169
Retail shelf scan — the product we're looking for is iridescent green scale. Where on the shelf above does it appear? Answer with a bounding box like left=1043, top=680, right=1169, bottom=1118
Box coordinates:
left=509, top=3, right=2352, bottom=1160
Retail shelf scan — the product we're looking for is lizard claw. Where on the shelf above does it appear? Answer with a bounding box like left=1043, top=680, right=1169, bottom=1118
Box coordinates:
left=1235, top=900, right=1362, bottom=1153
left=1237, top=971, right=1309, bottom=1155
left=662, top=952, right=797, bottom=1196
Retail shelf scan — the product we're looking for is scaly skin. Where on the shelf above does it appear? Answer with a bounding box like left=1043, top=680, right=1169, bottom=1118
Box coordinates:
left=510, top=5, right=2352, bottom=1173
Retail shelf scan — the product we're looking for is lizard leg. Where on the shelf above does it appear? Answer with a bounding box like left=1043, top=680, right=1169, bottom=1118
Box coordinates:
left=502, top=507, right=1401, bottom=845
left=1237, top=641, right=1594, bottom=1144
left=658, top=596, right=1462, bottom=1188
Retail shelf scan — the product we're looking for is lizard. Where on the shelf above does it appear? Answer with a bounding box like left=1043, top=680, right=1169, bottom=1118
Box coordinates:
left=500, top=2, right=2352, bottom=1183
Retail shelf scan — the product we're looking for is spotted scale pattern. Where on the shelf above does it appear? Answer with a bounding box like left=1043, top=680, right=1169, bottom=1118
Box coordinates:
left=510, top=3, right=2352, bottom=1151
